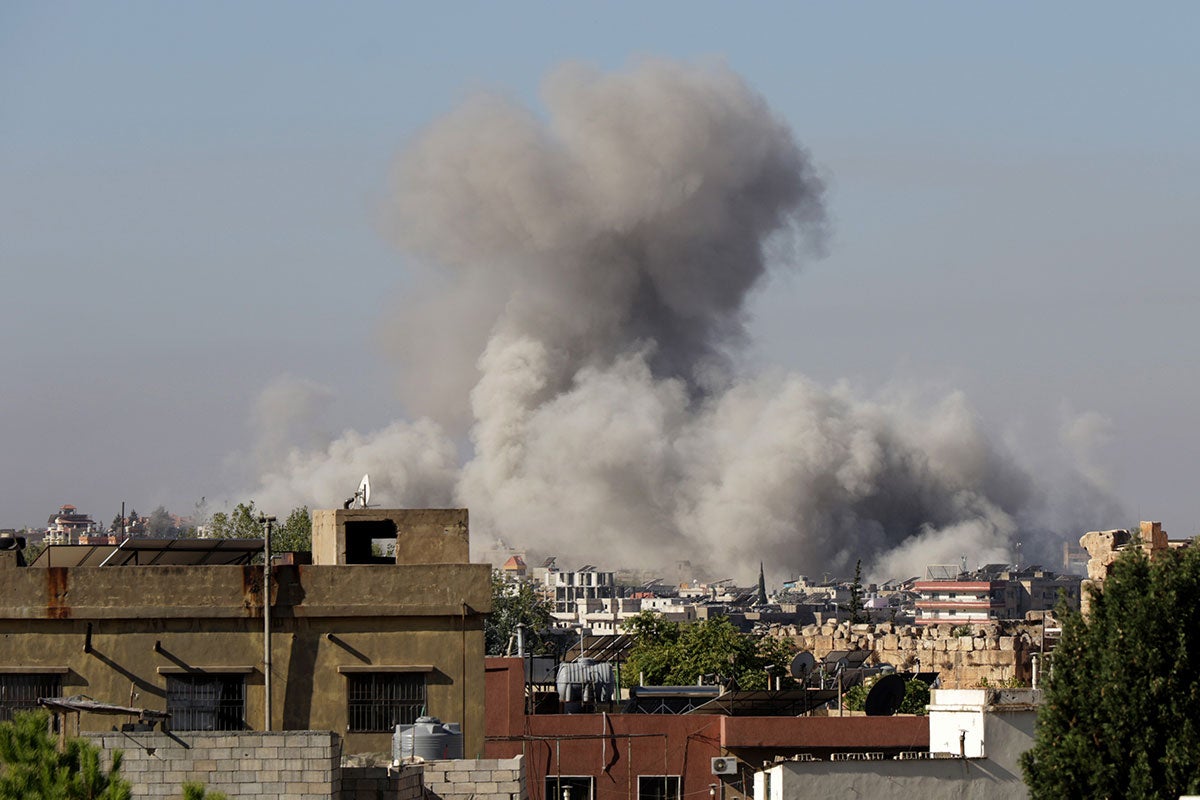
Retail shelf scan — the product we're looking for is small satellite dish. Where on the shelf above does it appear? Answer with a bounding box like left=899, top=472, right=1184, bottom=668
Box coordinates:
left=358, top=474, right=371, bottom=508
left=789, top=651, right=816, bottom=679
left=864, top=673, right=908, bottom=717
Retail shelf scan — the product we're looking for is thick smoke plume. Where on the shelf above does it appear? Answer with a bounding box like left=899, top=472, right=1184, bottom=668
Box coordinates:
left=245, top=59, right=1119, bottom=581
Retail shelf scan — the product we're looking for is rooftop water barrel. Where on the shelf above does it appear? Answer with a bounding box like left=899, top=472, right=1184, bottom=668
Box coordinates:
left=555, top=657, right=615, bottom=712
left=392, top=716, right=463, bottom=763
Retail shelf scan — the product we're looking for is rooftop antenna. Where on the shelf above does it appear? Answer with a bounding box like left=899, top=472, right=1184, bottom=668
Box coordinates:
left=343, top=474, right=371, bottom=510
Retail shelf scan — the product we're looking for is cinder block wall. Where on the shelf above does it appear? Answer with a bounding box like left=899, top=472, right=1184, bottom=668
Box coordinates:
left=421, top=756, right=527, bottom=800
left=340, top=764, right=423, bottom=800
left=85, top=730, right=339, bottom=799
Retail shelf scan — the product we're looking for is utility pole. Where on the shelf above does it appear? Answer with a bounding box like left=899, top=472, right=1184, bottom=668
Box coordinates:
left=259, top=513, right=276, bottom=731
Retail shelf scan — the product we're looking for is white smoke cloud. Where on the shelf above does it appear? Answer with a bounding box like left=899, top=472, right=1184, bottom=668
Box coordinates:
left=249, top=375, right=337, bottom=475
left=249, top=418, right=458, bottom=514
left=239, top=58, right=1121, bottom=581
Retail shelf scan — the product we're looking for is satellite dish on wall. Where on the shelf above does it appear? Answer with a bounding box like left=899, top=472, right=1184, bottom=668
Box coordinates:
left=789, top=651, right=816, bottom=679
left=865, top=673, right=908, bottom=716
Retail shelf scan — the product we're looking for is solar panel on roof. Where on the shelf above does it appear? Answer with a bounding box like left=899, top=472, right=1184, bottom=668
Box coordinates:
left=28, top=538, right=264, bottom=568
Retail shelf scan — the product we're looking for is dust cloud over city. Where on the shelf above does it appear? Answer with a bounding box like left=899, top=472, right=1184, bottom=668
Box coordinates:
left=245, top=59, right=1120, bottom=581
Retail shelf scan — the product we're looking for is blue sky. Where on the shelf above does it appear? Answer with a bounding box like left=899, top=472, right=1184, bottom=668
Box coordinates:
left=3, top=2, right=1199, bottom=534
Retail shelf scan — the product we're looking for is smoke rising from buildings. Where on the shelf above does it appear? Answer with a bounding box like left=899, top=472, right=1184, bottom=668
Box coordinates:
left=245, top=59, right=1120, bottom=581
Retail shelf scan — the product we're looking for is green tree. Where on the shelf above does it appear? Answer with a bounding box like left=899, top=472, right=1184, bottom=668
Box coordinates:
left=273, top=506, right=311, bottom=552
left=146, top=506, right=179, bottom=537
left=181, top=782, right=228, bottom=800
left=20, top=538, right=45, bottom=564
left=897, top=678, right=930, bottom=714
left=841, top=676, right=929, bottom=715
left=1021, top=545, right=1200, bottom=799
left=485, top=571, right=556, bottom=656
left=623, top=613, right=795, bottom=690
left=844, top=559, right=866, bottom=624
left=206, top=502, right=261, bottom=540
left=0, top=711, right=131, bottom=800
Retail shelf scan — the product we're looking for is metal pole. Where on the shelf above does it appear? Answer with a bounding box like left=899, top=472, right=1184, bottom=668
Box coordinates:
left=259, top=514, right=276, bottom=731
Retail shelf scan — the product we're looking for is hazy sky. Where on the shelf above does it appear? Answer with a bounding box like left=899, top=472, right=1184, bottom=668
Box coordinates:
left=3, top=2, right=1198, bottom=538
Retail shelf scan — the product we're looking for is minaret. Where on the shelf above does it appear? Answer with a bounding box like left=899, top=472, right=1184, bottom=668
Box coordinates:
left=755, top=562, right=768, bottom=606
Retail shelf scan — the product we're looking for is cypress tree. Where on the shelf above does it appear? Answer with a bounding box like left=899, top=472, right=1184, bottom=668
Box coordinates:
left=1021, top=544, right=1200, bottom=799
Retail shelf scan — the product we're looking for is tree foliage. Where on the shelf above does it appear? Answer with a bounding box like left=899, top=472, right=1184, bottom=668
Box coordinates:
left=842, top=675, right=930, bottom=715
left=485, top=571, right=556, bottom=656
left=146, top=506, right=180, bottom=537
left=273, top=506, right=311, bottom=553
left=206, top=502, right=261, bottom=540
left=622, top=612, right=796, bottom=690
left=844, top=559, right=866, bottom=624
left=205, top=502, right=311, bottom=552
left=181, top=782, right=228, bottom=800
left=1021, top=545, right=1200, bottom=799
left=0, top=711, right=131, bottom=800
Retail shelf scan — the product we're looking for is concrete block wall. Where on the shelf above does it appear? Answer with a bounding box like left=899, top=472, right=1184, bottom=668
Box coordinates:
left=85, top=730, right=340, bottom=799
left=340, top=764, right=423, bottom=800
left=421, top=756, right=527, bottom=800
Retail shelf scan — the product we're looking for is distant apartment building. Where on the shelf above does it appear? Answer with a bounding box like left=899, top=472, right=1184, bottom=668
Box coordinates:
left=559, top=596, right=699, bottom=634
left=914, top=564, right=1079, bottom=625
left=43, top=504, right=98, bottom=545
left=545, top=566, right=615, bottom=620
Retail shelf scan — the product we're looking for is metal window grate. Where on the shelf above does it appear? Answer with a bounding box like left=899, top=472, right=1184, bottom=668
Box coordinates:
left=0, top=674, right=62, bottom=723
left=347, top=673, right=425, bottom=733
left=637, top=776, right=681, bottom=800
left=546, top=776, right=594, bottom=800
left=166, top=675, right=246, bottom=731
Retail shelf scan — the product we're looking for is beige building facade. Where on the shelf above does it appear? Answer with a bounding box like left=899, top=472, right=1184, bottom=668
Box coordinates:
left=0, top=508, right=490, bottom=756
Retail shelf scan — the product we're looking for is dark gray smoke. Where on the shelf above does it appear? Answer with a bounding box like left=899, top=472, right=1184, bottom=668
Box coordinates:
left=246, top=59, right=1120, bottom=581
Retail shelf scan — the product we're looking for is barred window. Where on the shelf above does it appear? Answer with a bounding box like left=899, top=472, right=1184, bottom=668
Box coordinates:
left=545, top=776, right=594, bottom=800
left=638, top=776, right=681, bottom=800
left=347, top=673, right=426, bottom=733
left=166, top=675, right=246, bottom=731
left=0, top=674, right=62, bottom=723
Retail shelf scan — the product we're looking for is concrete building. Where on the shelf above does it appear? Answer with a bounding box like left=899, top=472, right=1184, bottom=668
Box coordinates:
left=1, top=507, right=490, bottom=756
left=753, top=688, right=1038, bottom=799
left=43, top=503, right=98, bottom=545
left=485, top=656, right=928, bottom=800
left=545, top=567, right=615, bottom=621
left=914, top=565, right=1079, bottom=625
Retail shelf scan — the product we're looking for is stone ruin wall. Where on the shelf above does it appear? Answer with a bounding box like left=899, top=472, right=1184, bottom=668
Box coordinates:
left=776, top=620, right=1050, bottom=689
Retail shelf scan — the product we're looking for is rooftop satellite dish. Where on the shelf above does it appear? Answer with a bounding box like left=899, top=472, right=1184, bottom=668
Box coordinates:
left=343, top=474, right=371, bottom=510
left=789, top=651, right=816, bottom=679
left=864, top=673, right=908, bottom=717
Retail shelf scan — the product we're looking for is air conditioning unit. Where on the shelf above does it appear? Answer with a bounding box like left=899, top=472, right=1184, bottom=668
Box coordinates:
left=711, top=756, right=737, bottom=775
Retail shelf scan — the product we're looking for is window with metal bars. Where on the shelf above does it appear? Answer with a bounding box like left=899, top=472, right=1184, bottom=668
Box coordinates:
left=165, top=675, right=246, bottom=731
left=0, top=674, right=62, bottom=723
left=346, top=673, right=426, bottom=733
left=637, top=776, right=681, bottom=800
left=545, top=776, right=594, bottom=800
